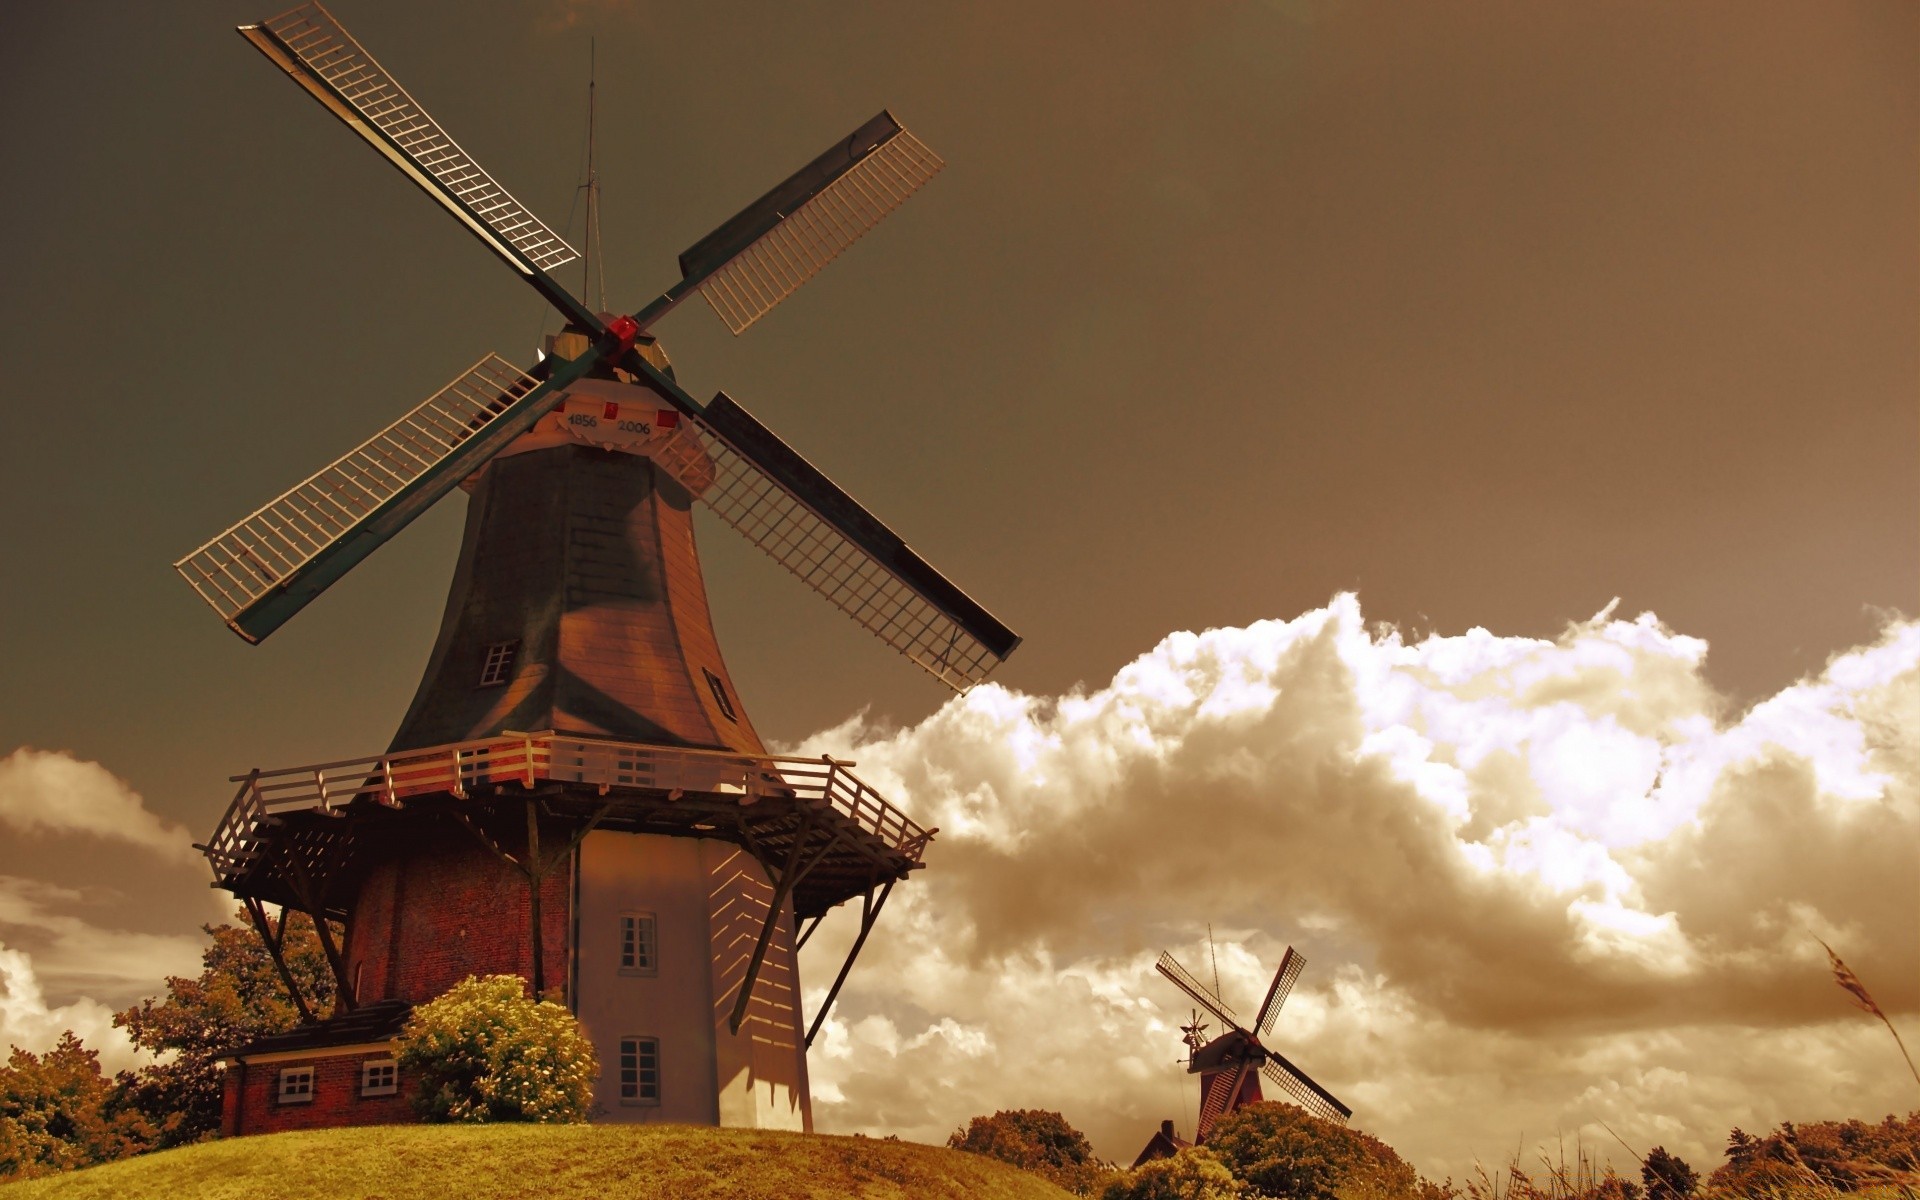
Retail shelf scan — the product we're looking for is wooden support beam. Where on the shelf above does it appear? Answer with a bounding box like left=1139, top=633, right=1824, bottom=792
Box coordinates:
left=242, top=896, right=316, bottom=1024
left=284, top=861, right=354, bottom=1012
left=526, top=803, right=547, bottom=998
left=795, top=913, right=824, bottom=951
left=804, top=878, right=894, bottom=1049
left=728, top=810, right=843, bottom=1035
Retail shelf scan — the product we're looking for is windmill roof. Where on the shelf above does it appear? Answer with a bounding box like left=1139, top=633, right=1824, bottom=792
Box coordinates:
left=1189, top=1028, right=1258, bottom=1073
left=226, top=1000, right=412, bottom=1060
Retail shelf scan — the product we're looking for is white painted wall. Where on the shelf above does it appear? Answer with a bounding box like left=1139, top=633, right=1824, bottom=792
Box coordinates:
left=572, top=830, right=811, bottom=1130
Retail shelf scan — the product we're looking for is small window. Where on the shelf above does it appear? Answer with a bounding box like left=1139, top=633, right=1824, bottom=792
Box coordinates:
left=479, top=640, right=520, bottom=687
left=277, top=1067, right=314, bottom=1105
left=619, top=913, right=657, bottom=974
left=360, top=1059, right=398, bottom=1097
left=619, top=1036, right=660, bottom=1104
left=703, top=668, right=737, bottom=723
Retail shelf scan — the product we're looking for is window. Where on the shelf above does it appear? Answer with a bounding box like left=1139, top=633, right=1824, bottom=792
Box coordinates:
left=361, top=1059, right=398, bottom=1097
left=479, top=640, right=520, bottom=687
left=277, top=1067, right=314, bottom=1105
left=619, top=1037, right=660, bottom=1104
left=619, top=913, right=657, bottom=974
left=703, top=668, right=737, bottom=723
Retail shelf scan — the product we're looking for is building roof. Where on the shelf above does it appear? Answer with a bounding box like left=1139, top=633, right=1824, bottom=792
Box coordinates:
left=229, top=1000, right=412, bottom=1059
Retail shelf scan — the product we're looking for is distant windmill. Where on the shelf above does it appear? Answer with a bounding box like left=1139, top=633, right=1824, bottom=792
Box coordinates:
left=179, top=2, right=1017, bottom=1138
left=1155, top=945, right=1351, bottom=1141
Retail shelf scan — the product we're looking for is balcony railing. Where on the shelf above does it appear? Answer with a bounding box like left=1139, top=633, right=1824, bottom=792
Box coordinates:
left=201, top=731, right=931, bottom=882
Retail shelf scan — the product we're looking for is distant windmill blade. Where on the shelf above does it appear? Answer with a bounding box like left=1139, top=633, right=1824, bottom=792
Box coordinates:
left=1260, top=1053, right=1352, bottom=1126
left=665, top=388, right=1016, bottom=691
left=676, top=111, right=943, bottom=335
left=238, top=3, right=597, bottom=331
left=1156, top=951, right=1242, bottom=1032
left=174, top=348, right=603, bottom=642
left=1255, top=946, right=1304, bottom=1036
left=1197, top=1054, right=1254, bottom=1140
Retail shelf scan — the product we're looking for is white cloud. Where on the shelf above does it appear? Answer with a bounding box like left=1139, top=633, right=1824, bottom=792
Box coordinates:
left=0, top=943, right=147, bottom=1074
left=789, top=595, right=1919, bottom=1180
left=0, top=748, right=196, bottom=862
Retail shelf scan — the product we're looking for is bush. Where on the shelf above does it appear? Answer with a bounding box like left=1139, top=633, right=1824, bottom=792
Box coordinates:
left=1102, top=1146, right=1245, bottom=1200
left=395, top=975, right=597, bottom=1123
left=947, top=1109, right=1112, bottom=1195
left=1206, top=1102, right=1432, bottom=1200
left=1707, top=1112, right=1920, bottom=1194
left=0, top=1033, right=153, bottom=1180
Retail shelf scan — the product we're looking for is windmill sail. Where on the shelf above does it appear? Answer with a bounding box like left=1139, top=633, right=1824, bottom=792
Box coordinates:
left=239, top=3, right=597, bottom=330
left=1255, top=947, right=1305, bottom=1036
left=681, top=390, right=1016, bottom=692
left=175, top=350, right=602, bottom=643
left=1197, top=1056, right=1254, bottom=1138
left=1261, top=1054, right=1352, bottom=1125
left=673, top=111, right=944, bottom=335
left=1156, top=951, right=1242, bottom=1033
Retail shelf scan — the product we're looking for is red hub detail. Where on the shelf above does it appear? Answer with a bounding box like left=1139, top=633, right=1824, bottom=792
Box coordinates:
left=606, top=314, right=641, bottom=354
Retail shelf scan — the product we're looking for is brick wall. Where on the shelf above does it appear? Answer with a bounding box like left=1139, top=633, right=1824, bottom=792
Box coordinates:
left=347, top=818, right=572, bottom=1005
left=227, top=1049, right=415, bottom=1136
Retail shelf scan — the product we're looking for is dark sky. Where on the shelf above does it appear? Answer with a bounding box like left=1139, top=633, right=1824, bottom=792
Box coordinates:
left=0, top=0, right=1912, bottom=1055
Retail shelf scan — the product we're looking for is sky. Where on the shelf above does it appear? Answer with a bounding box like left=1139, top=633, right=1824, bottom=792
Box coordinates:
left=0, top=0, right=1914, bottom=1180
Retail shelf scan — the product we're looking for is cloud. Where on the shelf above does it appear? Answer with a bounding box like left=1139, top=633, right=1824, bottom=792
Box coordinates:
left=0, top=877, right=204, bottom=1007
left=0, top=942, right=141, bottom=1072
left=0, top=748, right=197, bottom=862
left=788, top=595, right=1919, bottom=1179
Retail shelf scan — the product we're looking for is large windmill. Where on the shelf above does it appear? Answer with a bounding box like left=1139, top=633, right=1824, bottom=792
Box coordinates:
left=180, top=3, right=1016, bottom=1136
left=1154, top=946, right=1351, bottom=1144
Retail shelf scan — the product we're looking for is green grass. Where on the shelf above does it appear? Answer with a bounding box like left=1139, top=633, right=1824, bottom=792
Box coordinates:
left=0, top=1123, right=1078, bottom=1200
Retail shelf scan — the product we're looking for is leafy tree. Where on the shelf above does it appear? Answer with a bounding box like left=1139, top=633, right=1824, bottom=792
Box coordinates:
left=1101, top=1146, right=1244, bottom=1200
left=1708, top=1111, right=1920, bottom=1194
left=396, top=975, right=597, bottom=1123
left=1205, top=1102, right=1437, bottom=1200
left=947, top=1108, right=1111, bottom=1195
left=1638, top=1146, right=1696, bottom=1199
left=114, top=906, right=335, bottom=1146
left=0, top=1033, right=153, bottom=1180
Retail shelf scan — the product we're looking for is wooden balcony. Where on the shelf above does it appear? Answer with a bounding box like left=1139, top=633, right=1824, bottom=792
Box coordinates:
left=199, top=731, right=933, bottom=921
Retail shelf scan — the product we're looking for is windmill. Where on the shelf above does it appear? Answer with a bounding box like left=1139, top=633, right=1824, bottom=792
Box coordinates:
left=1155, top=945, right=1351, bottom=1143
left=180, top=3, right=1017, bottom=1137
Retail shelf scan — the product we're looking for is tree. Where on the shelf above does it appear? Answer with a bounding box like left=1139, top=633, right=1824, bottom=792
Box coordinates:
left=1205, top=1102, right=1434, bottom=1200
left=947, top=1108, right=1111, bottom=1195
left=1639, top=1146, right=1697, bottom=1199
left=0, top=1033, right=153, bottom=1180
left=1101, top=1147, right=1244, bottom=1200
left=395, top=975, right=597, bottom=1123
left=114, top=906, right=335, bottom=1146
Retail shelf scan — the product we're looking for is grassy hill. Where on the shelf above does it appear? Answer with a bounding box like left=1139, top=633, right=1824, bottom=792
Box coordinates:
left=0, top=1123, right=1078, bottom=1200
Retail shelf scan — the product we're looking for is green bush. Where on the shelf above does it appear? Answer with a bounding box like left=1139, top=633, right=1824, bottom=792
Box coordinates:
left=396, top=975, right=598, bottom=1123
left=948, top=1109, right=1112, bottom=1195
left=1101, top=1146, right=1244, bottom=1200
left=1205, top=1102, right=1433, bottom=1200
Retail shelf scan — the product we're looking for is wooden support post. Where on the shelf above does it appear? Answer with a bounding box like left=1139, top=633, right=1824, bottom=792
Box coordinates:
left=525, top=803, right=545, bottom=998
left=804, top=878, right=894, bottom=1049
left=242, top=896, right=315, bottom=1024
left=728, top=811, right=842, bottom=1035
left=795, top=913, right=824, bottom=951
left=285, top=861, right=354, bottom=1012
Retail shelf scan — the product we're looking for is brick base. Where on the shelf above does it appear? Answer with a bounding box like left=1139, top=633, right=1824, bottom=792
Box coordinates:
left=224, top=1046, right=416, bottom=1137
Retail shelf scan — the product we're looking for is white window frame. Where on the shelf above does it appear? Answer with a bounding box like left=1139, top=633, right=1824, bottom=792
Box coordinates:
left=478, top=640, right=519, bottom=687
left=277, top=1066, right=315, bottom=1105
left=360, top=1058, right=398, bottom=1098
left=618, top=1036, right=661, bottom=1106
left=618, top=912, right=658, bottom=976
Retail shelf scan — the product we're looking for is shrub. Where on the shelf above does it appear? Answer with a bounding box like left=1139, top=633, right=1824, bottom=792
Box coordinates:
left=1707, top=1112, right=1920, bottom=1194
left=948, top=1108, right=1111, bottom=1195
left=395, top=975, right=597, bottom=1123
left=1102, top=1146, right=1245, bottom=1200
left=0, top=1033, right=153, bottom=1180
left=1205, top=1102, right=1431, bottom=1200
left=1640, top=1146, right=1697, bottom=1199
